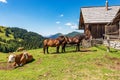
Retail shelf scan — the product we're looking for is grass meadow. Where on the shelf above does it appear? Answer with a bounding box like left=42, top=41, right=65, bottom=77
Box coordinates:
left=0, top=45, right=120, bottom=80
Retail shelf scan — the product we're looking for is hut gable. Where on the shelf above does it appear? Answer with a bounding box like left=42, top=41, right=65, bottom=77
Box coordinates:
left=79, top=5, right=120, bottom=39
left=105, top=9, right=120, bottom=36
left=81, top=6, right=120, bottom=24
left=112, top=9, right=120, bottom=24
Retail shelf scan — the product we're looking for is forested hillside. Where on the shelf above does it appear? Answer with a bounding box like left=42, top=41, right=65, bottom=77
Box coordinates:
left=0, top=26, right=44, bottom=53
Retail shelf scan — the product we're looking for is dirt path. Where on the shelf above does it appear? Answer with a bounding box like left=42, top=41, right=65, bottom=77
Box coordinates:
left=0, top=62, right=14, bottom=70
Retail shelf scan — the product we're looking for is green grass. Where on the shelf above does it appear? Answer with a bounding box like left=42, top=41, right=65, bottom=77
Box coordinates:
left=0, top=45, right=120, bottom=80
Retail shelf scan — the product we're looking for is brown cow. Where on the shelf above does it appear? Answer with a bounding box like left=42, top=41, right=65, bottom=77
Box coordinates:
left=8, top=52, right=33, bottom=67
left=20, top=52, right=33, bottom=66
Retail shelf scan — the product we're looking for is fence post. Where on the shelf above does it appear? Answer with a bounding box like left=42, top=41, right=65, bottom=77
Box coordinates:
left=106, top=35, right=110, bottom=52
left=119, top=21, right=120, bottom=39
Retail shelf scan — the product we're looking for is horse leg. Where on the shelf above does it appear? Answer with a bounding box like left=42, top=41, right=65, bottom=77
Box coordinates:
left=78, top=44, right=80, bottom=51
left=56, top=46, right=59, bottom=53
left=63, top=44, right=66, bottom=53
left=76, top=44, right=80, bottom=51
left=62, top=45, right=65, bottom=53
left=61, top=45, right=63, bottom=53
left=76, top=45, right=78, bottom=51
left=47, top=46, right=49, bottom=54
left=43, top=46, right=46, bottom=54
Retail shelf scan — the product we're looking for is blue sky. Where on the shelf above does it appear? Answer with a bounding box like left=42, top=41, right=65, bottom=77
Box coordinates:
left=0, top=0, right=120, bottom=36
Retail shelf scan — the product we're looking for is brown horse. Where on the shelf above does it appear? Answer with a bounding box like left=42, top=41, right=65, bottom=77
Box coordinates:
left=43, top=36, right=66, bottom=54
left=61, top=34, right=89, bottom=52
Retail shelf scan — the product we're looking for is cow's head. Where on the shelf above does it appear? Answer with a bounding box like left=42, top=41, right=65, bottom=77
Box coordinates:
left=8, top=54, right=16, bottom=63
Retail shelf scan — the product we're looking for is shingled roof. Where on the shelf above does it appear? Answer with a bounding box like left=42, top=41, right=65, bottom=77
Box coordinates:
left=81, top=6, right=120, bottom=23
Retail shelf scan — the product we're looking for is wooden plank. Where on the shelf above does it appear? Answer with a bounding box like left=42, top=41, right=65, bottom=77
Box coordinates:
left=119, top=21, right=120, bottom=37
left=103, top=34, right=120, bottom=40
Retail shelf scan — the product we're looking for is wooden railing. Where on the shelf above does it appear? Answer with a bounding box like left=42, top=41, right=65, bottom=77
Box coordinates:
left=103, top=34, right=120, bottom=52
left=103, top=34, right=120, bottom=40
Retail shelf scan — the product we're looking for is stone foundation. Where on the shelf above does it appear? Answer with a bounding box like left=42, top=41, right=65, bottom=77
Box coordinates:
left=103, top=40, right=120, bottom=50
left=82, top=39, right=120, bottom=50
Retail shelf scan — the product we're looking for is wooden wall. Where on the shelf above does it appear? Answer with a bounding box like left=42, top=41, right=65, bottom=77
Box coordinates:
left=85, top=24, right=106, bottom=39
left=105, top=24, right=119, bottom=35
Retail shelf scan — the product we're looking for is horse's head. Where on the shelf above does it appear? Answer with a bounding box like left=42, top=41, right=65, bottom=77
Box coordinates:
left=83, top=34, right=90, bottom=40
left=57, top=36, right=69, bottom=44
left=57, top=36, right=65, bottom=41
left=62, top=36, right=70, bottom=44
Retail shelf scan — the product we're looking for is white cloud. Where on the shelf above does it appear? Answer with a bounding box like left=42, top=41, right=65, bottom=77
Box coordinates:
left=65, top=22, right=72, bottom=26
left=60, top=14, right=64, bottom=17
left=65, top=22, right=78, bottom=29
left=0, top=0, right=7, bottom=3
left=56, top=21, right=61, bottom=24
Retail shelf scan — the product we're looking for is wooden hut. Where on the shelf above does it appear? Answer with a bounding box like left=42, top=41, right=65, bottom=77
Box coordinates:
left=104, top=9, right=120, bottom=39
left=79, top=1, right=120, bottom=39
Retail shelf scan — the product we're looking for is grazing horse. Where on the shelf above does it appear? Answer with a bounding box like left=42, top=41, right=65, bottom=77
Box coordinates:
left=43, top=36, right=66, bottom=54
left=61, top=34, right=89, bottom=52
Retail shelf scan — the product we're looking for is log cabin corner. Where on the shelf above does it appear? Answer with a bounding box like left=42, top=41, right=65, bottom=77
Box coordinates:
left=78, top=0, right=120, bottom=39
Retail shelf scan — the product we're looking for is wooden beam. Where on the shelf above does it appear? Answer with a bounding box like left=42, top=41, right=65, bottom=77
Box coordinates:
left=119, top=21, right=120, bottom=38
left=115, top=19, right=120, bottom=21
left=116, top=13, right=120, bottom=17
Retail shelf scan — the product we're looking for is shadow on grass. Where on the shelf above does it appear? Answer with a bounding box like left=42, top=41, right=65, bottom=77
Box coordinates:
left=110, top=50, right=118, bottom=53
left=95, top=45, right=106, bottom=51
left=94, top=45, right=118, bottom=53
left=80, top=49, right=97, bottom=52
left=47, top=49, right=97, bottom=54
left=27, top=58, right=35, bottom=64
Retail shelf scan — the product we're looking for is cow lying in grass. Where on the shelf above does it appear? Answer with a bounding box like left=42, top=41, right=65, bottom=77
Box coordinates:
left=8, top=52, right=33, bottom=67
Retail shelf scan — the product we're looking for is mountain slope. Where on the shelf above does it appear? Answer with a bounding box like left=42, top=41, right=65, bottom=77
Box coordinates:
left=66, top=31, right=83, bottom=37
left=48, top=31, right=83, bottom=39
left=48, top=33, right=63, bottom=39
left=0, top=26, right=44, bottom=53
